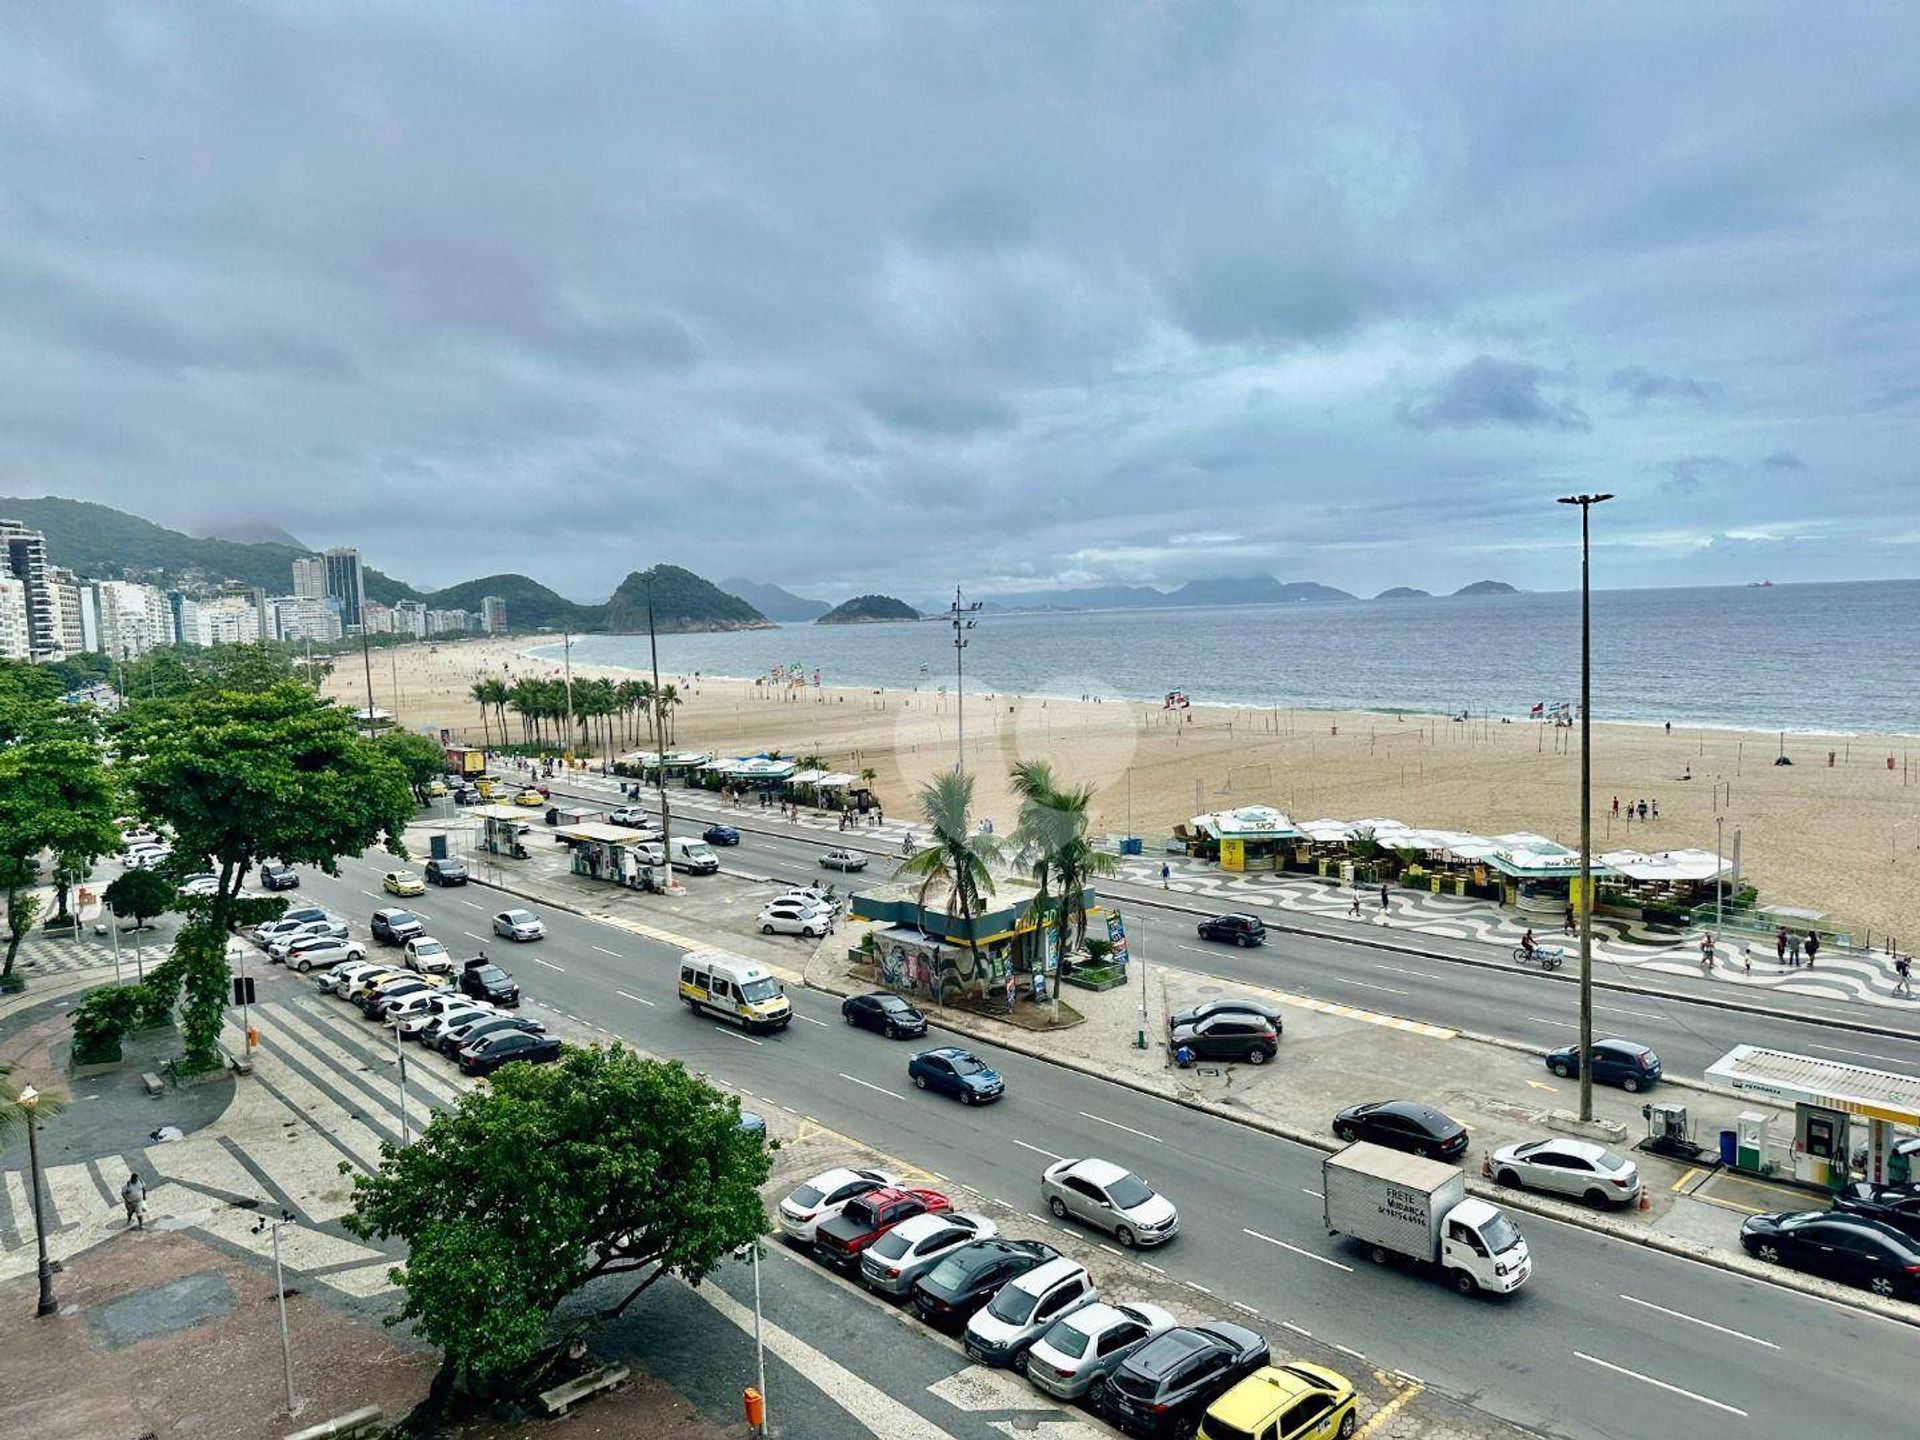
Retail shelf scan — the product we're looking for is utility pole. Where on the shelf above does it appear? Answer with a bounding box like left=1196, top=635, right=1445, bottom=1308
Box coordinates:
left=359, top=626, right=376, bottom=736
left=948, top=587, right=981, bottom=773
left=1558, top=491, right=1612, bottom=1125
left=562, top=629, right=576, bottom=759
left=646, top=574, right=682, bottom=895
left=394, top=1021, right=411, bottom=1145
left=1716, top=815, right=1725, bottom=930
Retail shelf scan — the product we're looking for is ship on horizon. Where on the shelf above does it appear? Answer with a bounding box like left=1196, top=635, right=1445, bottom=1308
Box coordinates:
left=1747, top=579, right=1774, bottom=587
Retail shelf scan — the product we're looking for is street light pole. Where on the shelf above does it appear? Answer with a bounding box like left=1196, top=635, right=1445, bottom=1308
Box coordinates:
left=751, top=1242, right=768, bottom=1437
left=18, top=1087, right=56, bottom=1316
left=1716, top=815, right=1725, bottom=931
left=359, top=626, right=377, bottom=736
left=395, top=1021, right=411, bottom=1146
left=948, top=587, right=981, bottom=774
left=254, top=1213, right=301, bottom=1416
left=562, top=629, right=576, bottom=759
left=645, top=575, right=681, bottom=895
left=1558, top=492, right=1612, bottom=1124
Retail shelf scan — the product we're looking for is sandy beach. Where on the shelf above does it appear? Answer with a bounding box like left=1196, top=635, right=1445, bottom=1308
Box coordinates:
left=329, top=637, right=1920, bottom=948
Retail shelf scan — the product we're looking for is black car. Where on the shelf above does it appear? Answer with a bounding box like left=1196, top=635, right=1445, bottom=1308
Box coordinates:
left=1332, top=1100, right=1468, bottom=1160
left=1168, top=1011, right=1281, bottom=1065
left=1166, top=997, right=1286, bottom=1034
left=1195, top=914, right=1266, bottom=947
left=1103, top=1320, right=1270, bottom=1436
left=458, top=956, right=520, bottom=1006
left=1832, top=1182, right=1920, bottom=1242
left=842, top=991, right=928, bottom=1039
left=258, top=861, right=300, bottom=891
left=458, top=1030, right=563, bottom=1076
left=370, top=908, right=425, bottom=944
left=435, top=1013, right=543, bottom=1057
left=452, top=784, right=481, bottom=804
left=704, top=824, right=741, bottom=846
left=424, top=857, right=469, bottom=886
left=1542, top=1038, right=1662, bottom=1092
left=1741, top=1211, right=1920, bottom=1299
left=909, top=1239, right=1057, bottom=1330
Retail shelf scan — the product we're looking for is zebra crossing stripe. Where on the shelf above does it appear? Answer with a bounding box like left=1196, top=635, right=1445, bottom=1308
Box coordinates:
left=294, top=1003, right=468, bottom=1108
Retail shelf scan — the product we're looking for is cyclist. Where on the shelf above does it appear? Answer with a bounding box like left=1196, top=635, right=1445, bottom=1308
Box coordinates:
left=1520, top=928, right=1537, bottom=961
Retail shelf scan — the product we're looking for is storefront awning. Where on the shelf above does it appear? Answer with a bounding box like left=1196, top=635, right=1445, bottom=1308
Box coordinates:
left=1706, top=1045, right=1920, bottom=1128
left=1190, top=805, right=1299, bottom=841
left=1597, top=848, right=1733, bottom=883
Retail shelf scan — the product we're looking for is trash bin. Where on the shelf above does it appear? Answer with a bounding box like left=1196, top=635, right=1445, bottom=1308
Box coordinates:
left=1718, top=1129, right=1738, bottom=1167
left=1120, top=836, right=1143, bottom=856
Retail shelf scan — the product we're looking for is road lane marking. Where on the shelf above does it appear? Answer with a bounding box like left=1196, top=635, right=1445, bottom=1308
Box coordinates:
left=1077, top=1111, right=1163, bottom=1143
left=1373, top=965, right=1434, bottom=979
left=1802, top=1041, right=1905, bottom=1065
left=1230, top=1301, right=1260, bottom=1316
left=1618, top=1294, right=1777, bottom=1348
left=530, top=957, right=565, bottom=971
left=1337, top=980, right=1408, bottom=995
left=459, top=900, right=484, bottom=910
left=1183, top=1280, right=1212, bottom=1294
left=837, top=1072, right=903, bottom=1099
left=1670, top=1167, right=1705, bottom=1193
left=796, top=1015, right=830, bottom=1027
left=1527, top=1016, right=1578, bottom=1028
left=1526, top=1080, right=1558, bottom=1091
left=1013, top=1139, right=1065, bottom=1161
left=1140, top=1261, right=1165, bottom=1274
left=716, top=1028, right=763, bottom=1045
left=1301, top=1187, right=1323, bottom=1198
left=1281, top=1321, right=1312, bottom=1338
left=1357, top=1379, right=1424, bottom=1437
left=1334, top=1344, right=1366, bottom=1360
left=1243, top=1228, right=1354, bottom=1272
left=359, top=889, right=380, bottom=899
left=614, top=990, right=657, bottom=1007
left=1594, top=1004, right=1664, bottom=1020
left=1573, top=1352, right=1747, bottom=1417
left=591, top=945, right=622, bottom=958
left=462, top=932, right=488, bottom=944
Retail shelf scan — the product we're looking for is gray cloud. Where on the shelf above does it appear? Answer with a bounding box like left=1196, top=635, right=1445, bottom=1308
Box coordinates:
left=1608, top=366, right=1725, bottom=404
left=1760, top=449, right=1806, bottom=470
left=1661, top=455, right=1733, bottom=495
left=1395, top=357, right=1592, bottom=434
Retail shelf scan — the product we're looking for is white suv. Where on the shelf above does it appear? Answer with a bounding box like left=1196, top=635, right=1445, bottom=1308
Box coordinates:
left=963, top=1256, right=1096, bottom=1368
left=279, top=934, right=368, bottom=973
left=776, top=1168, right=901, bottom=1244
left=403, top=937, right=455, bottom=975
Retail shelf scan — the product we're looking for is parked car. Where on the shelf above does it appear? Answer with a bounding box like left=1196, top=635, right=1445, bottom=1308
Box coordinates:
left=859, top=1212, right=996, bottom=1297
left=963, top=1256, right=1097, bottom=1368
left=1168, top=1010, right=1280, bottom=1066
left=820, top=848, right=868, bottom=872
left=1104, top=1321, right=1271, bottom=1438
left=256, top=906, right=332, bottom=940
left=339, top=967, right=410, bottom=1003
left=360, top=975, right=444, bottom=1020
left=491, top=908, right=546, bottom=942
left=1331, top=1100, right=1468, bottom=1160
left=1740, top=1210, right=1920, bottom=1299
left=841, top=990, right=928, bottom=1039
left=177, top=872, right=219, bottom=897
left=1543, top=1038, right=1662, bottom=1092
left=416, top=999, right=517, bottom=1046
left=1166, top=997, right=1286, bottom=1034
left=424, top=857, right=468, bottom=886
left=909, top=1238, right=1058, bottom=1331
left=513, top=789, right=545, bottom=807
left=1490, top=1138, right=1642, bottom=1208
left=323, top=960, right=394, bottom=997
left=1832, top=1181, right=1920, bottom=1242
left=813, top=1186, right=953, bottom=1268
left=703, top=824, right=741, bottom=846
left=451, top=784, right=481, bottom=804
left=382, top=870, right=426, bottom=897
left=436, top=1012, right=543, bottom=1057
left=402, top=937, right=455, bottom=976
left=458, top=1029, right=563, bottom=1076
left=759, top=899, right=833, bottom=938
left=909, top=1047, right=1005, bottom=1105
left=1196, top=914, right=1266, bottom=947
left=609, top=806, right=658, bottom=829
left=458, top=956, right=520, bottom=1006
left=776, top=1167, right=902, bottom=1245
left=278, top=935, right=368, bottom=973
left=258, top=861, right=300, bottom=891
left=386, top=990, right=468, bottom=1034
left=1023, top=1301, right=1177, bottom=1403
left=371, top=908, right=426, bottom=945
left=1041, top=1157, right=1179, bottom=1248
left=264, top=919, right=349, bottom=958
left=1200, top=1362, right=1358, bottom=1440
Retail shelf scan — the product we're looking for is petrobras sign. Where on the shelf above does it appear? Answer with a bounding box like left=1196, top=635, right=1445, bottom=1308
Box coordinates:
left=1107, top=910, right=1129, bottom=965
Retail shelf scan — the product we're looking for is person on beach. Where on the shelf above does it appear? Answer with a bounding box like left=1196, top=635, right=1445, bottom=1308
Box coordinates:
left=1777, top=927, right=1788, bottom=964
left=1637, top=799, right=1648, bottom=821
left=1612, top=796, right=1619, bottom=815
left=1789, top=932, right=1803, bottom=966
left=1650, top=799, right=1659, bottom=820
left=1804, top=931, right=1819, bottom=967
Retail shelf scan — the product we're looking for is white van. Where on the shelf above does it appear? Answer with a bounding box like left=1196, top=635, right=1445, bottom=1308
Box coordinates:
left=670, top=836, right=720, bottom=875
left=678, top=949, right=791, bottom=1031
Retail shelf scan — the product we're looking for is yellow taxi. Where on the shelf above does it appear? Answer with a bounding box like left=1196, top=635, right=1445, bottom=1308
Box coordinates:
left=513, top=790, right=545, bottom=807
left=382, top=869, right=426, bottom=897
left=1199, top=1362, right=1358, bottom=1440
left=425, top=778, right=449, bottom=797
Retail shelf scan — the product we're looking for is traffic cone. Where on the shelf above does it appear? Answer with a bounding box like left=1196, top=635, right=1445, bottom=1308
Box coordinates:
left=1638, top=1186, right=1651, bottom=1213
left=1481, top=1153, right=1493, bottom=1179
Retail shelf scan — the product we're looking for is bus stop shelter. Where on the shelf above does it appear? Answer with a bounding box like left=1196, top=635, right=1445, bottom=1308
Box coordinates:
left=1705, top=1044, right=1920, bottom=1189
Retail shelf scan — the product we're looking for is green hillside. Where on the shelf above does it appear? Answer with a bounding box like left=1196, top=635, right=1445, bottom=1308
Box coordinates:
left=421, top=574, right=603, bottom=631
left=817, top=594, right=920, bottom=623
left=602, top=565, right=771, bottom=633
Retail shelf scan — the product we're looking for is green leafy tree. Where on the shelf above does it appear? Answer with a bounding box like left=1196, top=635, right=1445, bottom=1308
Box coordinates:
left=119, top=682, right=414, bottom=1071
left=345, top=1045, right=771, bottom=1415
left=0, top=705, right=121, bottom=982
left=468, top=680, right=496, bottom=749
left=898, top=769, right=1001, bottom=993
left=376, top=729, right=448, bottom=804
left=104, top=865, right=172, bottom=933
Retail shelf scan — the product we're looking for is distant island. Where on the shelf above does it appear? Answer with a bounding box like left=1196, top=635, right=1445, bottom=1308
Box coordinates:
left=920, top=573, right=1358, bottom=613
left=817, top=594, right=921, bottom=624
left=1375, top=586, right=1432, bottom=600
left=603, top=565, right=775, bottom=633
left=1453, top=580, right=1518, bottom=596
left=721, top=577, right=830, bottom=622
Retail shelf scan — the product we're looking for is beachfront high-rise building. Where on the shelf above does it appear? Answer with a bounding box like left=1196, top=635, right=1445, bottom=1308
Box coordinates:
left=393, top=599, right=428, bottom=639
left=0, top=518, right=62, bottom=661
left=426, top=608, right=474, bottom=636
left=0, top=575, right=31, bottom=661
left=95, top=580, right=169, bottom=660
left=482, top=594, right=507, bottom=634
left=270, top=595, right=344, bottom=644
left=292, top=555, right=327, bottom=601
left=322, top=547, right=366, bottom=631
left=188, top=595, right=264, bottom=647
left=48, top=566, right=89, bottom=656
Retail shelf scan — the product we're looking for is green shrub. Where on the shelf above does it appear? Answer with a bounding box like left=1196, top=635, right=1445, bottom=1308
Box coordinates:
left=71, top=984, right=147, bottom=1065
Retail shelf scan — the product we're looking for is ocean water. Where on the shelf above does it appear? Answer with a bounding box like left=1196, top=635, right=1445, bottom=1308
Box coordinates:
left=535, top=579, right=1920, bottom=735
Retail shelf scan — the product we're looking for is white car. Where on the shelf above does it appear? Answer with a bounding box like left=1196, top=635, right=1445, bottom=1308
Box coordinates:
left=1491, top=1138, right=1644, bottom=1208
left=1023, top=1301, right=1178, bottom=1401
left=819, top=848, right=868, bottom=872
left=177, top=872, right=220, bottom=897
left=963, top=1256, right=1097, bottom=1368
left=321, top=960, right=388, bottom=996
left=256, top=908, right=336, bottom=942
left=759, top=900, right=833, bottom=938
left=403, top=937, right=455, bottom=976
left=279, top=934, right=368, bottom=973
left=492, top=909, right=546, bottom=942
left=339, top=966, right=410, bottom=1001
left=266, top=919, right=349, bottom=958
left=859, top=1211, right=997, bottom=1297
left=124, top=846, right=171, bottom=869
left=401, top=996, right=496, bottom=1041
left=776, top=1167, right=901, bottom=1244
left=782, top=882, right=841, bottom=912
left=1040, top=1157, right=1180, bottom=1248
left=609, top=807, right=659, bottom=831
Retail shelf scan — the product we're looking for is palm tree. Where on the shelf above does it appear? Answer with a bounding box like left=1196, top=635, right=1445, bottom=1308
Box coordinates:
left=898, top=769, right=1001, bottom=995
left=469, top=680, right=496, bottom=749
left=0, top=1062, right=67, bottom=1144
left=634, top=679, right=658, bottom=745
left=1009, top=760, right=1117, bottom=1001
left=656, top=684, right=683, bottom=747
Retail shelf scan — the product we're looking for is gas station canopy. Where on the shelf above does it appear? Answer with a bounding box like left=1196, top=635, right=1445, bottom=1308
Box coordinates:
left=1706, top=1044, right=1920, bottom=1127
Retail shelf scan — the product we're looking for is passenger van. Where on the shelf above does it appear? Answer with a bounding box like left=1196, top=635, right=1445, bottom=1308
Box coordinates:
left=670, top=836, right=720, bottom=875
left=678, top=948, right=791, bottom=1031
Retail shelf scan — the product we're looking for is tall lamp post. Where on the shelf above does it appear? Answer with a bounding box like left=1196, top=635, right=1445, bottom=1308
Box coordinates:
left=17, top=1085, right=56, bottom=1316
left=1558, top=492, right=1612, bottom=1124
left=947, top=587, right=981, bottom=774
left=645, top=574, right=682, bottom=895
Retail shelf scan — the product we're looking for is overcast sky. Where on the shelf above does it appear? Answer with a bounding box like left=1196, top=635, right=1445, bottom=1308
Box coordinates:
left=2, top=4, right=1915, bottom=602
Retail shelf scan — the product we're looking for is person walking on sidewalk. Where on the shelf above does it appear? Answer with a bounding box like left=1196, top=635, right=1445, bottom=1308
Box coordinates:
left=1349, top=891, right=1363, bottom=919
left=1160, top=862, right=1170, bottom=889
left=122, top=1172, right=147, bottom=1229
left=1895, top=954, right=1913, bottom=997
left=1776, top=927, right=1788, bottom=965
left=1378, top=883, right=1389, bottom=914
left=1804, top=931, right=1820, bottom=968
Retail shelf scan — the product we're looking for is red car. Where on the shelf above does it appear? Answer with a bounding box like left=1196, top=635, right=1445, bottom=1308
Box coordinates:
left=813, top=1187, right=951, bottom=1267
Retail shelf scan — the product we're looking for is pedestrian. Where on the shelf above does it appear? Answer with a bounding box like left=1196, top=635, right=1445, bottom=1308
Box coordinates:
left=122, top=1171, right=147, bottom=1229
left=1637, top=799, right=1648, bottom=821
left=1611, top=796, right=1619, bottom=815
left=1740, top=941, right=1751, bottom=974
left=1160, top=862, right=1170, bottom=890
left=1896, top=955, right=1913, bottom=997
left=1349, top=891, right=1362, bottom=919
left=1804, top=931, right=1819, bottom=968
left=1776, top=926, right=1788, bottom=964
left=1789, top=932, right=1803, bottom=966
left=1700, top=932, right=1715, bottom=970
left=1379, top=883, right=1389, bottom=913
left=1650, top=798, right=1659, bottom=820
left=1665, top=720, right=1671, bottom=735
left=1564, top=905, right=1576, bottom=935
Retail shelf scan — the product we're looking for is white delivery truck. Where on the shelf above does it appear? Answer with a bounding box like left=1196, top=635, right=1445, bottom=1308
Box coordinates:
left=1322, top=1142, right=1531, bottom=1296
left=669, top=835, right=720, bottom=875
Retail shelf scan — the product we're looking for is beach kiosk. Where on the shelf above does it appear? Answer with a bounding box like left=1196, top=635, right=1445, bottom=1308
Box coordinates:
left=849, top=878, right=1099, bottom=1000
left=1191, top=806, right=1299, bottom=873
left=555, top=820, right=663, bottom=891
left=469, top=803, right=533, bottom=859
left=1706, top=1045, right=1920, bottom=1190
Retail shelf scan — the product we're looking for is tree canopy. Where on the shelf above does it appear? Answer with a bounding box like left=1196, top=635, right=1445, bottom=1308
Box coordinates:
left=345, top=1045, right=772, bottom=1405
left=376, top=729, right=449, bottom=803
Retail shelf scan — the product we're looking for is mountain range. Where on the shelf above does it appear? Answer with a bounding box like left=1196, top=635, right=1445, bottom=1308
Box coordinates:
left=720, top=578, right=830, bottom=622
left=920, top=574, right=1363, bottom=612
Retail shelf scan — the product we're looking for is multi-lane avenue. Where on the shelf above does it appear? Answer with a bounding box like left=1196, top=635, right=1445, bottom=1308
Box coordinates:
left=288, top=842, right=1915, bottom=1440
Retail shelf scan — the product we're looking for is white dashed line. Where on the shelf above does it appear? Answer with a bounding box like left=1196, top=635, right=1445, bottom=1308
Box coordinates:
left=1528, top=1016, right=1579, bottom=1028
left=1098, top=1244, right=1122, bottom=1257
left=1230, top=1301, right=1260, bottom=1317
left=1392, top=1369, right=1423, bottom=1385
left=1013, top=1139, right=1066, bottom=1161
left=614, top=990, right=657, bottom=1007
left=1026, top=1212, right=1054, bottom=1225
left=591, top=945, right=622, bottom=958
left=1373, top=965, right=1434, bottom=979
left=1077, top=1111, right=1164, bottom=1143
left=531, top=957, right=565, bottom=971
left=716, top=1028, right=764, bottom=1045
left=1802, top=1041, right=1905, bottom=1065
left=1573, top=1353, right=1748, bottom=1417
left=1140, top=1261, right=1165, bottom=1274
left=1334, top=1344, right=1366, bottom=1361
left=1183, top=1281, right=1213, bottom=1295
left=360, top=889, right=381, bottom=899
left=1337, top=979, right=1408, bottom=995
left=837, top=1072, right=902, bottom=1099
left=459, top=899, right=484, bottom=909
left=1301, top=1188, right=1323, bottom=1198
left=1281, top=1321, right=1312, bottom=1338
left=990, top=1197, right=1015, bottom=1210
left=462, top=932, right=488, bottom=944
left=1243, top=1228, right=1354, bottom=1272
left=1618, top=1295, right=1777, bottom=1348
left=796, top=1015, right=829, bottom=1027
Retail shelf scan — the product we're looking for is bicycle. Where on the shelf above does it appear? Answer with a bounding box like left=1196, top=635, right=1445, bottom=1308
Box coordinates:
left=1511, top=945, right=1565, bottom=971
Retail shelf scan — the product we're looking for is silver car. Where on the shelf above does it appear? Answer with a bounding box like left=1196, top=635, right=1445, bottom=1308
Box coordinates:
left=860, top=1212, right=997, bottom=1297
left=1040, top=1157, right=1179, bottom=1248
left=1491, top=1137, right=1643, bottom=1208
left=492, top=909, right=546, bottom=942
left=1022, top=1300, right=1178, bottom=1401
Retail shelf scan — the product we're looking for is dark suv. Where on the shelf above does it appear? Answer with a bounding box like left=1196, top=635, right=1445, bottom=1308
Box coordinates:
left=424, top=857, right=468, bottom=886
left=910, top=1239, right=1058, bottom=1330
left=1104, top=1320, right=1270, bottom=1436
left=1543, top=1038, right=1662, bottom=1092
left=1196, top=914, right=1265, bottom=947
left=371, top=908, right=425, bottom=944
left=1168, top=1011, right=1280, bottom=1065
left=459, top=956, right=520, bottom=1006
left=258, top=861, right=300, bottom=891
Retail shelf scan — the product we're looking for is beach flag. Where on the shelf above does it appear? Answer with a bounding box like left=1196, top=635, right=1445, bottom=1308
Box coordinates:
left=1529, top=702, right=1544, bottom=717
